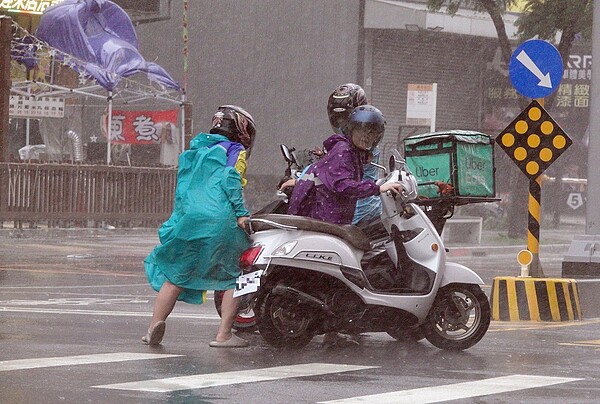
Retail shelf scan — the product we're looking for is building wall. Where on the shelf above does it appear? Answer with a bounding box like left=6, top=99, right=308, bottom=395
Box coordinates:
left=369, top=29, right=498, bottom=150
left=135, top=0, right=362, bottom=181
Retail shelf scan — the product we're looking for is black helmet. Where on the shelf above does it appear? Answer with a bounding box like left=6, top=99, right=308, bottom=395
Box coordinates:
left=210, top=105, right=257, bottom=153
left=327, top=83, right=368, bottom=132
left=343, top=105, right=385, bottom=151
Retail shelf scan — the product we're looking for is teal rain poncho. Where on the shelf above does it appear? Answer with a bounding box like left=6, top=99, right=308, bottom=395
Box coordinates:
left=144, top=133, right=250, bottom=304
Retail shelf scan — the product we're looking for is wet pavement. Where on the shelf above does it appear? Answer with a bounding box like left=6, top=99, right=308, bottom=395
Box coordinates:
left=2, top=217, right=600, bottom=403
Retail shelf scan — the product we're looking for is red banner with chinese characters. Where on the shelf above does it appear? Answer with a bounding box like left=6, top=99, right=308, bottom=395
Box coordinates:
left=102, top=109, right=179, bottom=144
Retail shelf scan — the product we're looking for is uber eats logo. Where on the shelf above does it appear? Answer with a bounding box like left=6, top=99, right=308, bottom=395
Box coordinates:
left=415, top=166, right=440, bottom=177
left=496, top=100, right=571, bottom=179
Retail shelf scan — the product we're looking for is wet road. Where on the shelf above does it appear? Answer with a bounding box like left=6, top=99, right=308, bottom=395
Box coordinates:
left=1, top=232, right=600, bottom=403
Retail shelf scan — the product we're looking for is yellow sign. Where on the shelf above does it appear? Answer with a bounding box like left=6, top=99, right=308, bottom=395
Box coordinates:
left=0, top=0, right=64, bottom=15
left=495, top=100, right=572, bottom=179
left=517, top=249, right=533, bottom=266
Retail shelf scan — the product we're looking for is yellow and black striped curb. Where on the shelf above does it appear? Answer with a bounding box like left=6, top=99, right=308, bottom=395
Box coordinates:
left=491, top=276, right=582, bottom=321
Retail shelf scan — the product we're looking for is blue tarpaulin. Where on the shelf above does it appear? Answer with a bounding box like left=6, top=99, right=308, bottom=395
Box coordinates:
left=36, top=0, right=180, bottom=92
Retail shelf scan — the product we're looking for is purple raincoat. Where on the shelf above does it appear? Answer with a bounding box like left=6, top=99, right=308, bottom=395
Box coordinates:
left=288, top=134, right=380, bottom=224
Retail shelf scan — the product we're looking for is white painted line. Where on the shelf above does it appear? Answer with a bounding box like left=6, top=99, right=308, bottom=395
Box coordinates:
left=94, top=363, right=378, bottom=392
left=0, top=306, right=220, bottom=319
left=0, top=283, right=150, bottom=290
left=1, top=297, right=149, bottom=306
left=0, top=352, right=182, bottom=372
left=319, top=374, right=583, bottom=403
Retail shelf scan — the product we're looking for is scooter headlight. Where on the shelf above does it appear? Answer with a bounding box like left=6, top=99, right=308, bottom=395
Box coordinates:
left=272, top=240, right=298, bottom=256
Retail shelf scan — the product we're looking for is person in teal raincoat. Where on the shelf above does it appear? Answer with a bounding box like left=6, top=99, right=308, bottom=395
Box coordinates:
left=142, top=105, right=256, bottom=348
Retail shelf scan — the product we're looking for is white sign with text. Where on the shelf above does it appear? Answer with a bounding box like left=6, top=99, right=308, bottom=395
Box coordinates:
left=406, top=83, right=437, bottom=132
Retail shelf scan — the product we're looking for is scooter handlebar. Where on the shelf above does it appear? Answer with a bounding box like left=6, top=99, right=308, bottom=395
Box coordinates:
left=380, top=169, right=418, bottom=202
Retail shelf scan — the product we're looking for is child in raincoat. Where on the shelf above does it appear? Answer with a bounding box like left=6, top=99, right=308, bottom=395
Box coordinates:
left=281, top=83, right=384, bottom=225
left=288, top=104, right=401, bottom=224
left=142, top=105, right=256, bottom=348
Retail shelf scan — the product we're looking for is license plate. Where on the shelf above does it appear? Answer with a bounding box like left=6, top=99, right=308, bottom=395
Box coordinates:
left=233, top=270, right=264, bottom=298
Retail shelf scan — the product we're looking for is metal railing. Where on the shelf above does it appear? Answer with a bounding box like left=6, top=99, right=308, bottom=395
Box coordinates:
left=0, top=162, right=176, bottom=227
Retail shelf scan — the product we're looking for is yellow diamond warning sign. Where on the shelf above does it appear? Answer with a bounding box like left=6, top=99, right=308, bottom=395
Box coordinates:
left=495, top=100, right=572, bottom=179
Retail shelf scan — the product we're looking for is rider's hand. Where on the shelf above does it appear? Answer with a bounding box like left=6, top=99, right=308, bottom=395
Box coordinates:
left=380, top=182, right=403, bottom=196
left=237, top=216, right=250, bottom=229
left=279, top=178, right=297, bottom=191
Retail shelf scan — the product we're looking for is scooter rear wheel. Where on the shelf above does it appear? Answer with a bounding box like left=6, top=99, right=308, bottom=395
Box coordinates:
left=256, top=288, right=315, bottom=349
left=214, top=290, right=257, bottom=332
left=422, top=283, right=490, bottom=351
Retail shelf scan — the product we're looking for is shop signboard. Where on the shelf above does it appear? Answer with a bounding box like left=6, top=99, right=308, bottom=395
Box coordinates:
left=9, top=95, right=64, bottom=118
left=101, top=109, right=179, bottom=145
left=0, top=0, right=64, bottom=15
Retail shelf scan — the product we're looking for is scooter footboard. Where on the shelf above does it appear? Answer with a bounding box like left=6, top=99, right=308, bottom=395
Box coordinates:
left=440, top=262, right=485, bottom=286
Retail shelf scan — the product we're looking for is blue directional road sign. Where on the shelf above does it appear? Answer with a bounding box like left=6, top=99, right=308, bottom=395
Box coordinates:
left=509, top=40, right=563, bottom=99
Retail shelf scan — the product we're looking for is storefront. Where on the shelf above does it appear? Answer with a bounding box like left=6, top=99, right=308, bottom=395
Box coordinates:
left=1, top=0, right=182, bottom=165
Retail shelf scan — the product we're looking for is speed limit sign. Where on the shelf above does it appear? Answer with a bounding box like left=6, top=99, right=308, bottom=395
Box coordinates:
left=567, top=192, right=584, bottom=210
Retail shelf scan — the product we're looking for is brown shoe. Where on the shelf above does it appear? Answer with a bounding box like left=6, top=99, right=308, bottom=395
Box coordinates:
left=209, top=333, right=249, bottom=348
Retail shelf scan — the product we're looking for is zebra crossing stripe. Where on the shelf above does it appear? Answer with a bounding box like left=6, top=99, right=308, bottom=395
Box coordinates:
left=94, top=363, right=378, bottom=392
left=0, top=353, right=182, bottom=372
left=0, top=306, right=221, bottom=319
left=318, top=374, right=582, bottom=403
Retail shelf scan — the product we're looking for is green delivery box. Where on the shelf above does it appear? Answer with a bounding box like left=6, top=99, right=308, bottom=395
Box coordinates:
left=403, top=130, right=495, bottom=198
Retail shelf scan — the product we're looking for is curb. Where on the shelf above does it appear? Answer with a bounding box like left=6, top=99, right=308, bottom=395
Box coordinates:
left=0, top=227, right=157, bottom=239
left=491, top=276, right=582, bottom=321
left=446, top=243, right=571, bottom=258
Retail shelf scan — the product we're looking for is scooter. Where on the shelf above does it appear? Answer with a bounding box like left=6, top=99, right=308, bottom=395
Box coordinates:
left=236, top=150, right=490, bottom=350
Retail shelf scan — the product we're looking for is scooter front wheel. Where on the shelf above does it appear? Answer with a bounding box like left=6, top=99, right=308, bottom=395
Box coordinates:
left=256, top=288, right=315, bottom=349
left=422, top=283, right=490, bottom=351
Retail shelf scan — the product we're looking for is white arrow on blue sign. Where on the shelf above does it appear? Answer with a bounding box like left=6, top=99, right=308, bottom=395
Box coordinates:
left=509, top=39, right=564, bottom=99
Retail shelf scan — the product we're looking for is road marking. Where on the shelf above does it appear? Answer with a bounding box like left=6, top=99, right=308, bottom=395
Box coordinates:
left=0, top=306, right=220, bottom=319
left=0, top=283, right=149, bottom=290
left=94, top=363, right=378, bottom=392
left=319, top=374, right=582, bottom=403
left=0, top=353, right=182, bottom=372
left=560, top=339, right=600, bottom=348
left=0, top=267, right=145, bottom=277
left=0, top=298, right=149, bottom=306
left=489, top=318, right=600, bottom=332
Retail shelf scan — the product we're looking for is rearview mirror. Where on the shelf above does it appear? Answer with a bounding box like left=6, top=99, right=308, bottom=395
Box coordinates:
left=388, top=149, right=405, bottom=171
left=280, top=144, right=294, bottom=163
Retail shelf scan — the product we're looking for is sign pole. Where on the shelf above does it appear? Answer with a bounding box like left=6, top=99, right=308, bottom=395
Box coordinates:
left=528, top=175, right=544, bottom=277
left=0, top=16, right=11, bottom=162
left=430, top=83, right=437, bottom=132
left=528, top=98, right=545, bottom=277
left=106, top=91, right=113, bottom=165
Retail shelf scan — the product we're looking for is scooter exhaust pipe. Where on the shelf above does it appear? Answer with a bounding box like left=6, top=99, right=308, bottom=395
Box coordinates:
left=271, top=284, right=339, bottom=318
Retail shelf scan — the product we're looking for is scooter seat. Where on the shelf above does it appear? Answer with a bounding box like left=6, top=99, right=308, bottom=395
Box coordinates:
left=251, top=214, right=372, bottom=251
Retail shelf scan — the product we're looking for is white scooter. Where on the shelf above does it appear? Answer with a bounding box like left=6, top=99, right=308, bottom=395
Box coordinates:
left=236, top=151, right=490, bottom=351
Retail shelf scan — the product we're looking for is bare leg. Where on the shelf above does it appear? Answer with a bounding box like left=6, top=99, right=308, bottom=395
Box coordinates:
left=149, top=280, right=182, bottom=329
left=214, top=289, right=239, bottom=342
